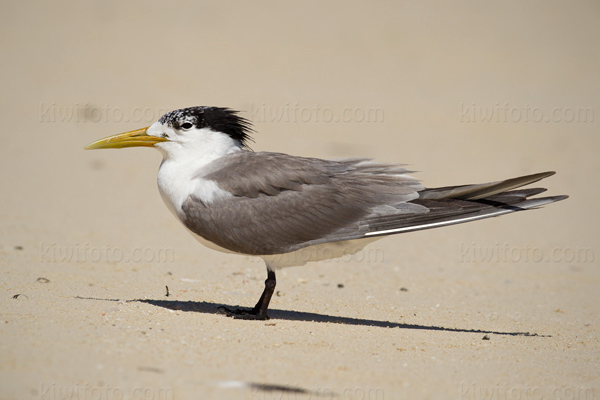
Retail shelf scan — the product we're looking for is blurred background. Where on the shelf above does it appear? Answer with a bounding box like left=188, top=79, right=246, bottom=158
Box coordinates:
left=1, top=1, right=597, bottom=242
left=1, top=1, right=598, bottom=399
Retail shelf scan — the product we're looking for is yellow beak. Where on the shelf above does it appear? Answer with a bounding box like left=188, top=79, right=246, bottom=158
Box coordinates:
left=84, top=127, right=168, bottom=150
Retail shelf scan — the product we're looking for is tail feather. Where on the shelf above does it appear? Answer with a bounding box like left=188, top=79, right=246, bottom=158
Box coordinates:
left=419, top=171, right=556, bottom=200
left=363, top=194, right=567, bottom=237
left=361, top=172, right=566, bottom=238
left=306, top=172, right=567, bottom=245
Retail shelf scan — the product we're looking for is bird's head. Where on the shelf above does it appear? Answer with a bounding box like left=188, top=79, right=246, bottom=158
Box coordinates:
left=85, top=106, right=253, bottom=160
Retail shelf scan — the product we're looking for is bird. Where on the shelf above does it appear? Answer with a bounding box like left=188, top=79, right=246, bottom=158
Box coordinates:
left=85, top=106, right=567, bottom=320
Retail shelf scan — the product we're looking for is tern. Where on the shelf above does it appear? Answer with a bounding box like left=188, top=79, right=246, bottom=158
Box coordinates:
left=85, top=106, right=567, bottom=320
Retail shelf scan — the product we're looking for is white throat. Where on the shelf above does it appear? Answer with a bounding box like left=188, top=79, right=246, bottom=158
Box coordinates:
left=150, top=126, right=242, bottom=218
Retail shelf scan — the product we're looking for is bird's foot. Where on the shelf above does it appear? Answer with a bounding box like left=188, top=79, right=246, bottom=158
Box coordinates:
left=217, top=306, right=270, bottom=320
left=217, top=269, right=275, bottom=320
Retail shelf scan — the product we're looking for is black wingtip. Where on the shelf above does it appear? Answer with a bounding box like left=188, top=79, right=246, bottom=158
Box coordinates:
left=551, top=194, right=569, bottom=202
left=534, top=171, right=556, bottom=179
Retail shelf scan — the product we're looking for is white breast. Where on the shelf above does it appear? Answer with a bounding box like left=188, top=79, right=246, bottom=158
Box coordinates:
left=152, top=126, right=242, bottom=218
left=157, top=158, right=233, bottom=219
left=148, top=122, right=246, bottom=255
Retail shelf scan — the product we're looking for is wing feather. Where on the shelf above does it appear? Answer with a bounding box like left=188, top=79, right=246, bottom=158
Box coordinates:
left=182, top=152, right=423, bottom=255
left=182, top=152, right=566, bottom=256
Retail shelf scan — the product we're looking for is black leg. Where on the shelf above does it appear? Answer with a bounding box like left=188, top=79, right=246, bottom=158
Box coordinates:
left=218, top=269, right=276, bottom=320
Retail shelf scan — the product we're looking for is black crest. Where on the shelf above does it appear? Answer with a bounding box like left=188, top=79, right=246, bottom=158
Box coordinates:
left=158, top=106, right=253, bottom=146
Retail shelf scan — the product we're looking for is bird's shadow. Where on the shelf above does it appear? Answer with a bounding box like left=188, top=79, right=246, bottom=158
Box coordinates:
left=75, top=296, right=548, bottom=337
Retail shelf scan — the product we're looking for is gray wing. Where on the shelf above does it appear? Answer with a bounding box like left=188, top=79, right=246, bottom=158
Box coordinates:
left=182, top=152, right=567, bottom=256
left=181, top=151, right=425, bottom=255
left=325, top=172, right=567, bottom=240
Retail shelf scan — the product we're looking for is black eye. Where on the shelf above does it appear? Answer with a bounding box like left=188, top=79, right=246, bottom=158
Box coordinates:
left=181, top=122, right=193, bottom=130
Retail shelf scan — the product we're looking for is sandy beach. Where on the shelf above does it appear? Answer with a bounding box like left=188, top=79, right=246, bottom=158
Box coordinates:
left=1, top=2, right=598, bottom=399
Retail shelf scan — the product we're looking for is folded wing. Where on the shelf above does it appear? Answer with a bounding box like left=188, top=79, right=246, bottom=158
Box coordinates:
left=182, top=152, right=567, bottom=255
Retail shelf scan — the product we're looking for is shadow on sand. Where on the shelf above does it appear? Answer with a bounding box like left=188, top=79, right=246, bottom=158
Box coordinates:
left=75, top=296, right=548, bottom=337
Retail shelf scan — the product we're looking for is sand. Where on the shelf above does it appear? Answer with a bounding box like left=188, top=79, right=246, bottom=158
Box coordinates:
left=1, top=1, right=598, bottom=399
